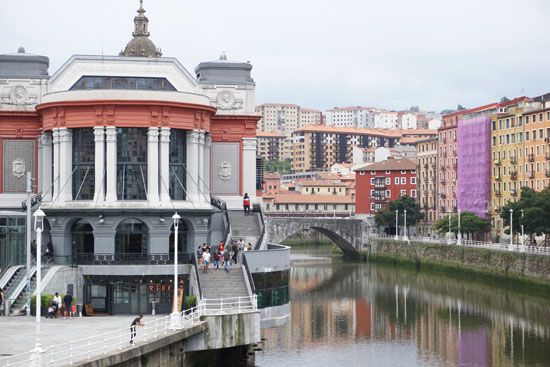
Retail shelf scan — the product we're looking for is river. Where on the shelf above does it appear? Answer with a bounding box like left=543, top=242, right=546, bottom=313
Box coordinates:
left=256, top=246, right=550, bottom=367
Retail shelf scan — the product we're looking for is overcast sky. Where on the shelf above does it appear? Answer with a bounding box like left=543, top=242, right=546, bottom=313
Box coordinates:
left=1, top=0, right=549, bottom=112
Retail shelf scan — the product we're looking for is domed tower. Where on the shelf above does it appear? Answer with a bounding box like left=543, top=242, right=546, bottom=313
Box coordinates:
left=120, top=0, right=162, bottom=57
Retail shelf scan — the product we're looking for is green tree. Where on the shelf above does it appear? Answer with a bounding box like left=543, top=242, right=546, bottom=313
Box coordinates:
left=264, top=160, right=291, bottom=174
left=375, top=196, right=423, bottom=234
left=501, top=187, right=550, bottom=245
left=457, top=104, right=467, bottom=111
left=435, top=212, right=489, bottom=239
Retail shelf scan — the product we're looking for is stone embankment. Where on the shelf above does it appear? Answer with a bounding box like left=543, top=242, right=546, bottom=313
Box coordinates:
left=364, top=239, right=550, bottom=288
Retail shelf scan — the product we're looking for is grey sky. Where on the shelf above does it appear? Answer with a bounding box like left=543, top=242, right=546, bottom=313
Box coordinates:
left=1, top=0, right=549, bottom=112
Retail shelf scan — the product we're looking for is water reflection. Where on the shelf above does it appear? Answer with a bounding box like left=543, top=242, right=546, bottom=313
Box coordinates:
left=257, top=252, right=550, bottom=367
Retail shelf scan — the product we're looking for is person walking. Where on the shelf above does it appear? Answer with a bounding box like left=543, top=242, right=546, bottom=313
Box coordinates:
left=237, top=239, right=245, bottom=264
left=45, top=240, right=54, bottom=264
left=243, top=193, right=250, bottom=216
left=202, top=249, right=211, bottom=272
left=232, top=241, right=239, bottom=264
left=196, top=246, right=203, bottom=268
left=130, top=315, right=144, bottom=344
left=63, top=292, right=73, bottom=319
left=223, top=250, right=231, bottom=272
left=213, top=249, right=221, bottom=270
left=53, top=292, right=62, bottom=318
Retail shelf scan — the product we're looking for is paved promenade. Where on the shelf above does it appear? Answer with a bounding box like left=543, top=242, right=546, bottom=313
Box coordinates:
left=0, top=315, right=138, bottom=356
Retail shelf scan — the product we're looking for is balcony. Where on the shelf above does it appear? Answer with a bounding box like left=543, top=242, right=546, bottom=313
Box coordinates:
left=452, top=162, right=457, bottom=169
left=495, top=175, right=501, bottom=182
left=440, top=193, right=447, bottom=199
left=493, top=159, right=501, bottom=166
left=73, top=253, right=193, bottom=265
left=373, top=182, right=386, bottom=189
left=510, top=172, right=518, bottom=180
left=510, top=190, right=517, bottom=197
left=546, top=170, right=550, bottom=178
left=528, top=154, right=535, bottom=162
left=373, top=195, right=387, bottom=202
left=495, top=190, right=501, bottom=197
left=527, top=171, right=535, bottom=179
left=546, top=153, right=550, bottom=160
left=494, top=207, right=501, bottom=213
left=510, top=157, right=517, bottom=164
left=441, top=206, right=447, bottom=213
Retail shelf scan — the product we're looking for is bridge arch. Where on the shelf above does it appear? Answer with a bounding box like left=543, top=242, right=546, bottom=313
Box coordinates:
left=265, top=217, right=370, bottom=257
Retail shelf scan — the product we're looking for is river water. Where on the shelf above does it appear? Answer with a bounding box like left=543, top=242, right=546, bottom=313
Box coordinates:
left=256, top=247, right=550, bottom=367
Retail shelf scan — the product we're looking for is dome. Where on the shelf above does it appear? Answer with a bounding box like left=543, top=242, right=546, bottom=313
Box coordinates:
left=119, top=1, right=162, bottom=58
left=121, top=36, right=161, bottom=58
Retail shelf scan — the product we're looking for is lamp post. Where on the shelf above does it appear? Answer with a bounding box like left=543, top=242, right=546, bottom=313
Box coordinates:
left=521, top=209, right=525, bottom=252
left=509, top=209, right=514, bottom=251
left=403, top=209, right=409, bottom=242
left=170, top=212, right=181, bottom=329
left=394, top=210, right=399, bottom=240
left=32, top=207, right=45, bottom=366
left=447, top=210, right=452, bottom=245
left=457, top=209, right=462, bottom=246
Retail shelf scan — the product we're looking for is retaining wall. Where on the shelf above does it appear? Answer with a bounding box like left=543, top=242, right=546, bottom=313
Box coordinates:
left=365, top=239, right=550, bottom=283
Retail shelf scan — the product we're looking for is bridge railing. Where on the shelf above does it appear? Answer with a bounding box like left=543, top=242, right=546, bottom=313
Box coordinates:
left=369, top=233, right=550, bottom=256
left=0, top=295, right=258, bottom=367
left=264, top=211, right=355, bottom=218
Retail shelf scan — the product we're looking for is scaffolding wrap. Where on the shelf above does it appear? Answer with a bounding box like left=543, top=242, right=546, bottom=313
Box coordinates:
left=457, top=116, right=491, bottom=218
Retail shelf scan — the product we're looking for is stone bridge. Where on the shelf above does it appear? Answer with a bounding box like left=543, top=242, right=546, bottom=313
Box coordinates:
left=264, top=216, right=371, bottom=257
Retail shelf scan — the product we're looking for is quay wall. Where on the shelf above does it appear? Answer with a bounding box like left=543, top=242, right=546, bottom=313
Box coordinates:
left=364, top=239, right=550, bottom=286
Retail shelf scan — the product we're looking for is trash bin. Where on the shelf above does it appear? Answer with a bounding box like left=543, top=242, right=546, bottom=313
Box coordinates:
left=76, top=304, right=83, bottom=317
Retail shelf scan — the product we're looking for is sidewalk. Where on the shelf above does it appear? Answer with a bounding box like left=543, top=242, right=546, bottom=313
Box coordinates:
left=0, top=315, right=135, bottom=356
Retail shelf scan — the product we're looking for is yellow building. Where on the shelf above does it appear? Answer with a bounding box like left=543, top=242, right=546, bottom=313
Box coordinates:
left=416, top=137, right=438, bottom=235
left=490, top=95, right=549, bottom=236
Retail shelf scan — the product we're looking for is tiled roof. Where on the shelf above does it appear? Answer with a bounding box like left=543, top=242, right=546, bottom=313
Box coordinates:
left=257, top=131, right=286, bottom=138
left=296, top=179, right=347, bottom=187
left=263, top=172, right=280, bottom=179
left=354, top=158, right=416, bottom=172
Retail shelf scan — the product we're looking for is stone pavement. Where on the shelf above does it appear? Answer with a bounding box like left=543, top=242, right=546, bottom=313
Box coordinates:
left=0, top=315, right=145, bottom=357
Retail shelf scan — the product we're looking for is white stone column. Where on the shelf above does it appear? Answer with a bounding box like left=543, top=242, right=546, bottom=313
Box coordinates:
left=93, top=127, right=105, bottom=203
left=242, top=138, right=257, bottom=198
left=40, top=132, right=53, bottom=200
left=58, top=128, right=73, bottom=202
left=159, top=127, right=171, bottom=203
left=147, top=127, right=160, bottom=203
left=203, top=134, right=211, bottom=197
left=52, top=129, right=60, bottom=200
left=186, top=130, right=200, bottom=203
left=197, top=131, right=205, bottom=201
left=105, top=126, right=117, bottom=203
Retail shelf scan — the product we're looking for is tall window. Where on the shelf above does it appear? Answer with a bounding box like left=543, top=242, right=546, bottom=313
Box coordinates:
left=169, top=129, right=186, bottom=200
left=72, top=128, right=95, bottom=200
left=117, top=128, right=147, bottom=200
left=115, top=219, right=148, bottom=255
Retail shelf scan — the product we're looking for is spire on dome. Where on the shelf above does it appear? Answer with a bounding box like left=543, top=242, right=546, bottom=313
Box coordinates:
left=120, top=0, right=162, bottom=57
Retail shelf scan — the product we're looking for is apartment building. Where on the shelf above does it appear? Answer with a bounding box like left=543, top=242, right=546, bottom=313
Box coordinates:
left=256, top=103, right=300, bottom=133
left=416, top=138, right=438, bottom=235
left=291, top=126, right=401, bottom=172
left=257, top=131, right=286, bottom=161
left=300, top=108, right=323, bottom=126
left=523, top=93, right=550, bottom=191
left=438, top=103, right=499, bottom=217
left=325, top=106, right=375, bottom=128
left=354, top=158, right=417, bottom=215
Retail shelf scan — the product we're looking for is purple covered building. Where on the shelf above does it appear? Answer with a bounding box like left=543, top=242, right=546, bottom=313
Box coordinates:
left=457, top=116, right=492, bottom=218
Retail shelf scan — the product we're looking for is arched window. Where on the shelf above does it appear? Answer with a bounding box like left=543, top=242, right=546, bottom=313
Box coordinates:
left=169, top=129, right=186, bottom=200
left=72, top=219, right=94, bottom=258
left=115, top=219, right=148, bottom=256
left=72, top=129, right=95, bottom=200
left=169, top=220, right=188, bottom=255
left=117, top=128, right=147, bottom=200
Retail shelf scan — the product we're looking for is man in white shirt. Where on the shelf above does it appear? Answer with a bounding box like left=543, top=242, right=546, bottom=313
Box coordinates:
left=202, top=250, right=211, bottom=272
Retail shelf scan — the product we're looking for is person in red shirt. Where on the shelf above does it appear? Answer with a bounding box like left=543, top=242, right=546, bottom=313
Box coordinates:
left=243, top=193, right=250, bottom=216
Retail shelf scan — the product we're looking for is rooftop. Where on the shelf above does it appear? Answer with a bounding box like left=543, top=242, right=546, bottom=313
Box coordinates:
left=354, top=158, right=416, bottom=172
left=268, top=194, right=355, bottom=204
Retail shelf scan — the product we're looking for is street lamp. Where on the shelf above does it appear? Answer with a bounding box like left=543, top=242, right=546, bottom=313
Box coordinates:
left=170, top=212, right=181, bottom=329
left=403, top=209, right=409, bottom=242
left=32, top=207, right=45, bottom=366
left=457, top=209, right=462, bottom=246
left=394, top=210, right=399, bottom=240
left=509, top=209, right=514, bottom=251
left=447, top=210, right=452, bottom=245
left=521, top=209, right=525, bottom=252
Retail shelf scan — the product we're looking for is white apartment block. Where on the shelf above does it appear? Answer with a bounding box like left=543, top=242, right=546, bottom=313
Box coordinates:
left=399, top=112, right=418, bottom=129
left=256, top=103, right=300, bottom=134
left=300, top=108, right=323, bottom=126
left=325, top=106, right=376, bottom=128
left=373, top=110, right=399, bottom=129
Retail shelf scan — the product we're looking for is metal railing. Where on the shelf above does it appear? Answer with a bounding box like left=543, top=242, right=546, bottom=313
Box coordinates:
left=211, top=195, right=231, bottom=246
left=255, top=204, right=266, bottom=251
left=0, top=295, right=257, bottom=367
left=73, top=253, right=193, bottom=265
left=369, top=233, right=550, bottom=256
left=265, top=211, right=355, bottom=218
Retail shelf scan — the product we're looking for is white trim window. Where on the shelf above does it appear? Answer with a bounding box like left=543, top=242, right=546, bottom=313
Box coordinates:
left=400, top=189, right=406, bottom=196
left=411, top=189, right=417, bottom=197
left=386, top=190, right=391, bottom=198
left=395, top=177, right=399, bottom=185
left=401, top=177, right=406, bottom=184
left=385, top=177, right=391, bottom=185
left=411, top=177, right=416, bottom=184
left=370, top=203, right=375, bottom=210
left=370, top=178, right=374, bottom=185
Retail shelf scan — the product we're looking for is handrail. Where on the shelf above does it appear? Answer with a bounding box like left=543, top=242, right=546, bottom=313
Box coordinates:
left=0, top=265, right=24, bottom=290
left=211, top=195, right=231, bottom=246
left=73, top=253, right=193, bottom=265
left=254, top=204, right=266, bottom=251
left=0, top=295, right=258, bottom=367
left=191, top=252, right=202, bottom=300
left=242, top=255, right=256, bottom=294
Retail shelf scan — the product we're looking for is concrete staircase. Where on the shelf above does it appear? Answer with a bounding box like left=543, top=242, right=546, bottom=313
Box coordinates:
left=198, top=265, right=253, bottom=308
left=227, top=210, right=261, bottom=243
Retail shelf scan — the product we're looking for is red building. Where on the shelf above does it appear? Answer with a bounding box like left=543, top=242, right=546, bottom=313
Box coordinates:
left=354, top=158, right=417, bottom=214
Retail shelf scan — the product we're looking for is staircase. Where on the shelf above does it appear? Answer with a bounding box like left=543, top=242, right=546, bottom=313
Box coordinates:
left=198, top=265, right=253, bottom=309
left=10, top=271, right=38, bottom=314
left=227, top=210, right=261, bottom=243
left=2, top=266, right=26, bottom=300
